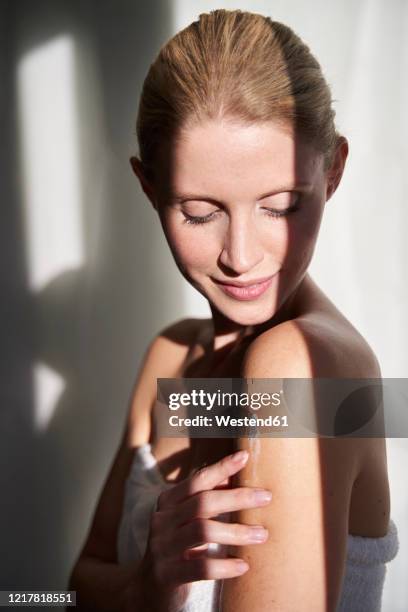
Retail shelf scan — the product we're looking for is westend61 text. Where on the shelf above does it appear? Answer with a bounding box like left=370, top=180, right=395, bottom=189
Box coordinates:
left=168, top=414, right=289, bottom=427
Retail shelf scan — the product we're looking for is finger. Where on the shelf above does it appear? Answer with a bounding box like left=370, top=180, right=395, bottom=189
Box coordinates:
left=183, top=544, right=209, bottom=560
left=174, top=486, right=273, bottom=526
left=166, top=556, right=249, bottom=585
left=157, top=450, right=250, bottom=508
left=213, top=477, right=230, bottom=489
left=170, top=518, right=269, bottom=555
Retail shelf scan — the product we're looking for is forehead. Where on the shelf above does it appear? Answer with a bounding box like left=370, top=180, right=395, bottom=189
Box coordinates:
left=159, top=119, right=323, bottom=200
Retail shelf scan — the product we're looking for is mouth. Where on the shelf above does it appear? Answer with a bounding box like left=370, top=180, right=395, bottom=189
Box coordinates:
left=212, top=273, right=277, bottom=301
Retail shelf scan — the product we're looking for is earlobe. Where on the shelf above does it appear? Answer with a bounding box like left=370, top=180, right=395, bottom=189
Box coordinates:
left=130, top=156, right=146, bottom=183
left=325, top=136, right=349, bottom=202
left=326, top=168, right=342, bottom=201
left=129, top=156, right=158, bottom=210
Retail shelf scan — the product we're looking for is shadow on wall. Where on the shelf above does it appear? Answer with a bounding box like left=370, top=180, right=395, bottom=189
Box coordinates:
left=0, top=0, right=181, bottom=597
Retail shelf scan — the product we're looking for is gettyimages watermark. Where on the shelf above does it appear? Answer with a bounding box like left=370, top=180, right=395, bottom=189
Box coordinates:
left=154, top=378, right=408, bottom=438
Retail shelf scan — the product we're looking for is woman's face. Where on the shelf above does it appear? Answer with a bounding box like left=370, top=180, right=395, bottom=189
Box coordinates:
left=140, top=119, right=343, bottom=327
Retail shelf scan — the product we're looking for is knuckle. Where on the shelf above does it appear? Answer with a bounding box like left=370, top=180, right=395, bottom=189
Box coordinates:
left=231, top=522, right=243, bottom=539
left=229, top=488, right=241, bottom=505
left=221, top=453, right=233, bottom=469
left=185, top=479, right=195, bottom=497
left=194, top=490, right=209, bottom=514
left=191, top=518, right=209, bottom=542
left=194, top=465, right=209, bottom=482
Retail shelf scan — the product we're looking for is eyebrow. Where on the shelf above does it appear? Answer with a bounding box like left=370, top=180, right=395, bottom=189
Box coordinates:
left=171, top=183, right=312, bottom=203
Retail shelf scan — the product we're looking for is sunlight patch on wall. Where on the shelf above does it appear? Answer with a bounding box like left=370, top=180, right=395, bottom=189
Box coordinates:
left=32, top=362, right=65, bottom=431
left=17, top=35, right=84, bottom=293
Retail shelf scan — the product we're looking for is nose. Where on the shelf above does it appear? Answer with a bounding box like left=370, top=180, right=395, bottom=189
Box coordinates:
left=219, top=210, right=264, bottom=274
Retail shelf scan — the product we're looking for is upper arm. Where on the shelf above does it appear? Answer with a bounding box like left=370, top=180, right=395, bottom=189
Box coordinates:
left=77, top=317, right=199, bottom=563
left=223, top=437, right=357, bottom=611
left=221, top=322, right=360, bottom=611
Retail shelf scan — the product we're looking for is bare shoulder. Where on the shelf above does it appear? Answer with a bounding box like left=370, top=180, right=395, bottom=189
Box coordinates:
left=157, top=316, right=205, bottom=343
left=148, top=315, right=214, bottom=379
left=241, top=311, right=381, bottom=379
left=151, top=316, right=204, bottom=357
left=125, top=317, right=204, bottom=447
left=239, top=310, right=381, bottom=479
left=137, top=316, right=207, bottom=379
left=239, top=312, right=371, bottom=469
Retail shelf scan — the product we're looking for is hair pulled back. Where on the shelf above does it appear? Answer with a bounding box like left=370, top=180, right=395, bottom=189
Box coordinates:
left=136, top=9, right=340, bottom=183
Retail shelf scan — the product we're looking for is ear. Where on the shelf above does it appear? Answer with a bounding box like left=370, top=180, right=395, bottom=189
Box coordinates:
left=130, top=156, right=158, bottom=210
left=325, top=136, right=349, bottom=202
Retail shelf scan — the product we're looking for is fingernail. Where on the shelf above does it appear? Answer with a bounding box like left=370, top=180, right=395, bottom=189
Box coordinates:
left=248, top=527, right=269, bottom=542
left=231, top=450, right=249, bottom=463
left=235, top=560, right=249, bottom=573
left=253, top=489, right=272, bottom=504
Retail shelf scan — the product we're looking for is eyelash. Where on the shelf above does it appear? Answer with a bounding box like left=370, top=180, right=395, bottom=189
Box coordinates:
left=182, top=204, right=300, bottom=226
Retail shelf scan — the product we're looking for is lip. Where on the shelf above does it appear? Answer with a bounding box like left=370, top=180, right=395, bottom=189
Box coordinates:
left=213, top=273, right=277, bottom=301
left=214, top=274, right=275, bottom=288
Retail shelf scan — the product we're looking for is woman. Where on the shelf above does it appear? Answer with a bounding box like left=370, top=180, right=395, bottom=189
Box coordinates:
left=68, top=9, right=399, bottom=611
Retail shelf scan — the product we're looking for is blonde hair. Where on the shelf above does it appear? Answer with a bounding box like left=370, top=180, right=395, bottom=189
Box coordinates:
left=136, top=9, right=340, bottom=183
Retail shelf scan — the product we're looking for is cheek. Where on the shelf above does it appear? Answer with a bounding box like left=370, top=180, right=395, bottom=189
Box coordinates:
left=260, top=206, right=323, bottom=266
left=260, top=217, right=317, bottom=255
left=285, top=204, right=324, bottom=264
left=164, top=218, right=218, bottom=271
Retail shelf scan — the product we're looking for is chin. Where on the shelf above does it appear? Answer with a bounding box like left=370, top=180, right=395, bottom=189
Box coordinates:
left=232, top=311, right=275, bottom=327
left=215, top=300, right=277, bottom=326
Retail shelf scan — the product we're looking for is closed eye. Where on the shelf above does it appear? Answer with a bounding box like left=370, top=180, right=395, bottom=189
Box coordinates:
left=182, top=211, right=220, bottom=225
left=262, top=203, right=300, bottom=218
left=181, top=199, right=300, bottom=226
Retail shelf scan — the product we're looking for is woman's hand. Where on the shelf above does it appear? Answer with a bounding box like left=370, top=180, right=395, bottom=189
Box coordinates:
left=135, top=449, right=272, bottom=611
